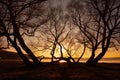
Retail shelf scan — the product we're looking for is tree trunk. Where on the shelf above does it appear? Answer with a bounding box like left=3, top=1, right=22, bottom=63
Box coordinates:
left=92, top=46, right=110, bottom=65
left=11, top=17, right=40, bottom=64
left=0, top=19, right=31, bottom=65
left=93, top=32, right=111, bottom=65
left=8, top=35, right=31, bottom=65
left=17, top=34, right=40, bottom=64
left=77, top=45, right=86, bottom=63
left=92, top=52, right=105, bottom=64
left=86, top=51, right=95, bottom=65
left=50, top=42, right=57, bottom=62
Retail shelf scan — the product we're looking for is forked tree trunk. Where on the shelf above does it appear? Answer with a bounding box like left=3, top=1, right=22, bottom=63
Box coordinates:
left=8, top=37, right=31, bottom=65
left=92, top=51, right=106, bottom=65
left=0, top=19, right=31, bottom=65
left=10, top=16, right=40, bottom=64
left=92, top=33, right=111, bottom=65
left=92, top=40, right=110, bottom=65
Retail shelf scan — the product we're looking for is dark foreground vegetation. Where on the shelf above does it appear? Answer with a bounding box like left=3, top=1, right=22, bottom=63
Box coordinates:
left=0, top=60, right=120, bottom=80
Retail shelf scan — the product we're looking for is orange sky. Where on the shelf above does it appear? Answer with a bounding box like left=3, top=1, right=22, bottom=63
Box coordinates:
left=5, top=47, right=120, bottom=59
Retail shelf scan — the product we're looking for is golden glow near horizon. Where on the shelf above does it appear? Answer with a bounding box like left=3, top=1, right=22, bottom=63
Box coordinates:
left=4, top=46, right=120, bottom=59
left=59, top=60, right=67, bottom=63
left=2, top=46, right=120, bottom=63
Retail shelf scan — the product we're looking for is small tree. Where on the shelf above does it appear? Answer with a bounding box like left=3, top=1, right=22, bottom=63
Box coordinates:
left=68, top=0, right=94, bottom=64
left=39, top=5, right=73, bottom=63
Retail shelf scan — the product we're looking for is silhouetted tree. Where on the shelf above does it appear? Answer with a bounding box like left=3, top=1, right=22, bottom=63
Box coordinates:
left=90, top=0, right=120, bottom=65
left=39, top=5, right=73, bottom=63
left=68, top=0, right=120, bottom=65
left=68, top=0, right=92, bottom=63
left=0, top=0, right=47, bottom=65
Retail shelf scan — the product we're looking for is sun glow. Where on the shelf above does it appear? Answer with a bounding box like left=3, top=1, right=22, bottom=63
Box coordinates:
left=59, top=60, right=67, bottom=63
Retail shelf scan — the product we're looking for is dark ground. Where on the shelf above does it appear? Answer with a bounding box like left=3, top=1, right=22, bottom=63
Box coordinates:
left=0, top=50, right=120, bottom=80
left=0, top=60, right=120, bottom=80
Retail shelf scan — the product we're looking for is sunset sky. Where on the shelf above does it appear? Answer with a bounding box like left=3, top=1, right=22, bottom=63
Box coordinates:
left=0, top=0, right=120, bottom=62
left=1, top=1, right=120, bottom=80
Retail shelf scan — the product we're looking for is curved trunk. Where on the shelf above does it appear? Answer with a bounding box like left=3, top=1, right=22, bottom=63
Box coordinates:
left=50, top=42, right=57, bottom=62
left=93, top=32, right=111, bottom=65
left=13, top=27, right=40, bottom=64
left=92, top=51, right=106, bottom=64
left=11, top=18, right=40, bottom=64
left=57, top=42, right=63, bottom=58
left=77, top=45, right=86, bottom=63
left=0, top=19, right=31, bottom=65
left=8, top=6, right=40, bottom=64
left=86, top=51, right=95, bottom=65
left=7, top=35, right=31, bottom=65
left=92, top=44, right=111, bottom=65
left=17, top=34, right=40, bottom=64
